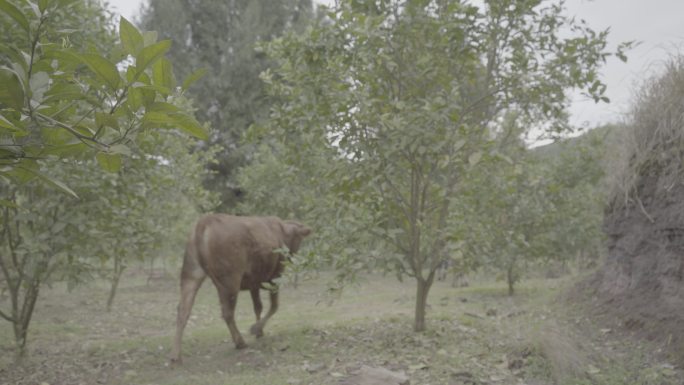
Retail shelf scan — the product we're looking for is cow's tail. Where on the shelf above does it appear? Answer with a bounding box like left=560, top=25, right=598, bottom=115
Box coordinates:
left=192, top=217, right=228, bottom=287
left=180, top=217, right=210, bottom=280
left=194, top=218, right=211, bottom=272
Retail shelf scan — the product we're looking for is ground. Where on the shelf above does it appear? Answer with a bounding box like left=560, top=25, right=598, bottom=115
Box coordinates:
left=0, top=270, right=681, bottom=385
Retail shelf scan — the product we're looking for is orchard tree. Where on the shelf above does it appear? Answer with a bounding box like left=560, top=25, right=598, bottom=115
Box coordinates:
left=542, top=129, right=607, bottom=269
left=467, top=143, right=555, bottom=295
left=140, top=0, right=314, bottom=208
left=64, top=122, right=216, bottom=311
left=466, top=121, right=608, bottom=295
left=0, top=0, right=206, bottom=353
left=254, top=0, right=629, bottom=331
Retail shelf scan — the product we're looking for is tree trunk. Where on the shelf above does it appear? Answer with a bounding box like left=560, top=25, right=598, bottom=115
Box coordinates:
left=13, top=319, right=29, bottom=359
left=507, top=264, right=515, bottom=296
left=106, top=257, right=125, bottom=312
left=10, top=279, right=40, bottom=358
left=414, top=278, right=431, bottom=332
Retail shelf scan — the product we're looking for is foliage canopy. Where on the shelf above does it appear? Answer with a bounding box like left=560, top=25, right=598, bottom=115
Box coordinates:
left=246, top=0, right=627, bottom=331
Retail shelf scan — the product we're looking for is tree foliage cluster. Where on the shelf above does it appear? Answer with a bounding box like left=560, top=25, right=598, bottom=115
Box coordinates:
left=140, top=0, right=314, bottom=209
left=464, top=122, right=607, bottom=295
left=241, top=0, right=627, bottom=330
left=0, top=0, right=214, bottom=352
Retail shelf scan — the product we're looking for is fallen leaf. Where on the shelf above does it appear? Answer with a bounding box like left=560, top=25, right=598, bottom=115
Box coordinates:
left=587, top=365, right=601, bottom=375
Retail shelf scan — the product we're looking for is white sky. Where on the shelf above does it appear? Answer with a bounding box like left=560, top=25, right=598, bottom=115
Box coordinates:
left=107, top=0, right=684, bottom=129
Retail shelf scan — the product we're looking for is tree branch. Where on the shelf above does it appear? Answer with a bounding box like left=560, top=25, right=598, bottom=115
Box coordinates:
left=0, top=307, right=14, bottom=323
left=35, top=113, right=104, bottom=151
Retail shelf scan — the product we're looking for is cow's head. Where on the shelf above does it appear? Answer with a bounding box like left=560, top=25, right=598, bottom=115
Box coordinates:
left=282, top=220, right=312, bottom=253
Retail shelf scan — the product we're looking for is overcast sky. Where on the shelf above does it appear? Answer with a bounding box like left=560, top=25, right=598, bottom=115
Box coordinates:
left=107, top=0, right=684, bottom=129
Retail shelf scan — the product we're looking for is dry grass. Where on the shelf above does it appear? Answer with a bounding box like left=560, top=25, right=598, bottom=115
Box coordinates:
left=606, top=54, right=684, bottom=208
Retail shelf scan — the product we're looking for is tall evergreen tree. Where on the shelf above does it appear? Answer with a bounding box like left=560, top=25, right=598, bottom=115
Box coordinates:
left=139, top=0, right=314, bottom=208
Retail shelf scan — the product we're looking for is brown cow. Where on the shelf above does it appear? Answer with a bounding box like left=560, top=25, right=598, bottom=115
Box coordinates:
left=170, top=214, right=311, bottom=364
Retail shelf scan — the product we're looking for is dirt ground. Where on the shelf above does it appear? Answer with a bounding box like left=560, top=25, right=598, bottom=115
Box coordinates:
left=0, top=270, right=681, bottom=385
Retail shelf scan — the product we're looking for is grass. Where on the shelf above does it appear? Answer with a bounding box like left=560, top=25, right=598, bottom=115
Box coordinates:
left=0, top=270, right=681, bottom=385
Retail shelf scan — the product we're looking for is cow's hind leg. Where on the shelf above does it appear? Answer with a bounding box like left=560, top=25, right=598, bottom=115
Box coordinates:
left=250, top=287, right=278, bottom=337
left=215, top=277, right=247, bottom=349
left=249, top=287, right=264, bottom=337
left=170, top=271, right=206, bottom=364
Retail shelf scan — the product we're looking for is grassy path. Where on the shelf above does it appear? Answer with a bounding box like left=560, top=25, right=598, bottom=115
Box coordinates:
left=0, top=271, right=681, bottom=384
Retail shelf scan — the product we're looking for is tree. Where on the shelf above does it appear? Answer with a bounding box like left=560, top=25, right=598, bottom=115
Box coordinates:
left=58, top=121, right=216, bottom=311
left=96, top=124, right=217, bottom=311
left=139, top=0, right=314, bottom=209
left=539, top=128, right=607, bottom=271
left=253, top=0, right=627, bottom=331
left=466, top=138, right=555, bottom=295
left=0, top=0, right=206, bottom=353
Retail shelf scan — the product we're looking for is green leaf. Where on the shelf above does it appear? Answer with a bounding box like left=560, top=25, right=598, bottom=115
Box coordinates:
left=135, top=40, right=171, bottom=77
left=119, top=17, right=143, bottom=56
left=181, top=68, right=207, bottom=91
left=141, top=111, right=174, bottom=127
left=468, top=151, right=482, bottom=166
left=0, top=0, right=30, bottom=33
left=43, top=82, right=84, bottom=103
left=142, top=30, right=158, bottom=47
left=109, top=144, right=131, bottom=156
left=41, top=126, right=72, bottom=145
left=95, top=111, right=119, bottom=130
left=38, top=0, right=50, bottom=13
left=96, top=152, right=122, bottom=173
left=35, top=172, right=79, bottom=198
left=147, top=101, right=179, bottom=113
left=152, top=57, right=175, bottom=92
left=0, top=114, right=23, bottom=133
left=42, top=143, right=88, bottom=157
left=29, top=71, right=50, bottom=102
left=15, top=166, right=80, bottom=198
left=45, top=48, right=82, bottom=70
left=127, top=87, right=143, bottom=112
left=173, top=113, right=208, bottom=140
left=79, top=53, right=121, bottom=90
left=0, top=43, right=28, bottom=73
left=0, top=68, right=25, bottom=110
left=141, top=111, right=208, bottom=140
left=0, top=199, right=17, bottom=208
left=26, top=1, right=40, bottom=18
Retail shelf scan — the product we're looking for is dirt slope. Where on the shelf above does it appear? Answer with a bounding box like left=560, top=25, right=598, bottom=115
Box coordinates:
left=591, top=57, right=684, bottom=360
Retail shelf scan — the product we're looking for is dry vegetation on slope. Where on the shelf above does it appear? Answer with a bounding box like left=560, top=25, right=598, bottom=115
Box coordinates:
left=593, top=56, right=684, bottom=360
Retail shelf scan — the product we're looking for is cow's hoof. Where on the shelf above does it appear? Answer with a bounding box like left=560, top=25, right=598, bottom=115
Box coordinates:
left=169, top=357, right=182, bottom=366
left=235, top=341, right=248, bottom=350
left=250, top=323, right=264, bottom=338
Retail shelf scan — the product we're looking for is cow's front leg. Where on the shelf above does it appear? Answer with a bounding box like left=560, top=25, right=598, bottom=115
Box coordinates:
left=250, top=286, right=278, bottom=337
